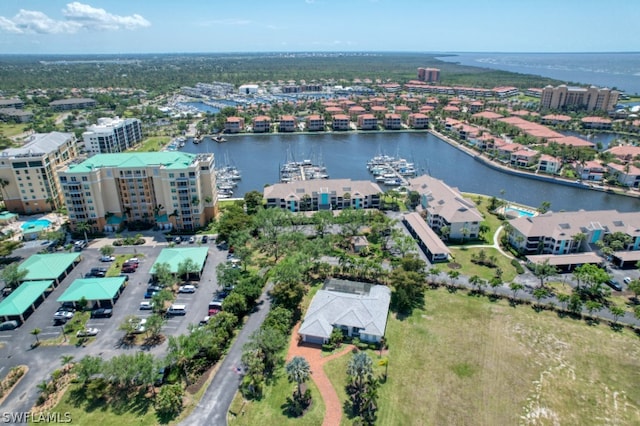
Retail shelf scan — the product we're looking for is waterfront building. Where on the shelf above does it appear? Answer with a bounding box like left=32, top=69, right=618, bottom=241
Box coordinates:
left=383, top=113, right=402, bottom=130
left=278, top=115, right=296, bottom=133
left=417, top=67, right=440, bottom=83
left=492, top=86, right=519, bottom=98
left=537, top=154, right=562, bottom=174
left=540, top=85, right=619, bottom=112
left=0, top=132, right=78, bottom=214
left=472, top=111, right=503, bottom=120
left=306, top=115, right=325, bottom=131
left=263, top=179, right=382, bottom=212
left=49, top=98, right=96, bottom=111
left=408, top=113, right=429, bottom=129
left=252, top=116, right=271, bottom=133
left=357, top=114, right=378, bottom=130
left=581, top=116, right=613, bottom=130
left=82, top=117, right=143, bottom=154
left=331, top=114, right=351, bottom=131
left=540, top=114, right=572, bottom=126
left=348, top=106, right=366, bottom=118
left=408, top=175, right=482, bottom=241
left=511, top=148, right=538, bottom=168
left=607, top=163, right=640, bottom=188
left=508, top=210, right=640, bottom=256
left=59, top=152, right=217, bottom=232
left=575, top=160, right=605, bottom=181
left=607, top=145, right=640, bottom=162
left=225, top=117, right=245, bottom=133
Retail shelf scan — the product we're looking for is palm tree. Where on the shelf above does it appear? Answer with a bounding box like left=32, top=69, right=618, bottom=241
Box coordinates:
left=285, top=356, right=311, bottom=401
left=76, top=221, right=91, bottom=244
left=31, top=328, right=41, bottom=345
left=0, top=178, right=9, bottom=201
left=347, top=351, right=373, bottom=393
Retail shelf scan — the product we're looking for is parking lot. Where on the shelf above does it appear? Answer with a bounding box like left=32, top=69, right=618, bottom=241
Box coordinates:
left=0, top=233, right=228, bottom=356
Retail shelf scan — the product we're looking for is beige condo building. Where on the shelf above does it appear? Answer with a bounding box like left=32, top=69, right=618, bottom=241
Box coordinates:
left=540, top=85, right=619, bottom=112
left=0, top=132, right=78, bottom=214
left=59, top=152, right=217, bottom=232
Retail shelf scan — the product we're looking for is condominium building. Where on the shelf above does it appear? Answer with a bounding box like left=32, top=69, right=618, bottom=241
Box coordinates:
left=540, top=85, right=619, bottom=112
left=408, top=175, right=483, bottom=241
left=278, top=116, right=297, bottom=132
left=82, top=117, right=143, bottom=154
left=306, top=115, right=325, bottom=131
left=264, top=179, right=382, bottom=212
left=408, top=113, right=429, bottom=129
left=49, top=98, right=96, bottom=111
left=0, top=132, right=78, bottom=214
left=332, top=114, right=351, bottom=131
left=225, top=117, right=245, bottom=133
left=417, top=67, right=440, bottom=83
left=357, top=114, right=378, bottom=130
left=383, top=113, right=402, bottom=130
left=508, top=210, right=640, bottom=255
left=252, top=116, right=271, bottom=133
left=59, top=152, right=217, bottom=232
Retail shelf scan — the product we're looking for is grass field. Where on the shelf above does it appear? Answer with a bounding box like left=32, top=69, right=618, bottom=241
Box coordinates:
left=134, top=136, right=171, bottom=152
left=228, top=367, right=325, bottom=426
left=324, top=288, right=640, bottom=426
left=450, top=246, right=518, bottom=282
left=0, top=122, right=28, bottom=138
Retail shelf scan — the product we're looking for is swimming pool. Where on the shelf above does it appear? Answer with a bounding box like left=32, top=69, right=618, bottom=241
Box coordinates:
left=504, top=206, right=536, bottom=218
left=21, top=219, right=52, bottom=230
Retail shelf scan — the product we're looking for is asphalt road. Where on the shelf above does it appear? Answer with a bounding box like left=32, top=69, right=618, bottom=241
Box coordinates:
left=180, top=282, right=273, bottom=426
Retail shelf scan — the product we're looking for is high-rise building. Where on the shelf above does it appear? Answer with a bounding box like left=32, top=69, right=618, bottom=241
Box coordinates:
left=59, top=152, right=217, bottom=232
left=82, top=117, right=143, bottom=154
left=540, top=85, right=619, bottom=112
left=0, top=132, right=78, bottom=214
left=417, top=67, right=440, bottom=83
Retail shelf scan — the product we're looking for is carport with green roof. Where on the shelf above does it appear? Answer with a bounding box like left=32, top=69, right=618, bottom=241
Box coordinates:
left=57, top=277, right=126, bottom=308
left=19, top=253, right=82, bottom=285
left=0, top=280, right=54, bottom=323
left=150, top=247, right=208, bottom=279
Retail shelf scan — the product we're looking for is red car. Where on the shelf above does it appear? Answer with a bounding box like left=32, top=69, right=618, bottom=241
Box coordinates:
left=122, top=265, right=136, bottom=273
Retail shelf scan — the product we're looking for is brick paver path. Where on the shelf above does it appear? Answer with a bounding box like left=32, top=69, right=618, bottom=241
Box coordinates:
left=287, top=322, right=354, bottom=426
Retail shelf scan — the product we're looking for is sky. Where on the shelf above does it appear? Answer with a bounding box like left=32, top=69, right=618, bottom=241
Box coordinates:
left=0, top=0, right=638, bottom=55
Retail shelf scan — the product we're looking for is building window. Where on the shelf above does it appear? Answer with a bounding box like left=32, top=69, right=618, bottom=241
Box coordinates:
left=82, top=176, right=87, bottom=181
left=169, top=173, right=174, bottom=178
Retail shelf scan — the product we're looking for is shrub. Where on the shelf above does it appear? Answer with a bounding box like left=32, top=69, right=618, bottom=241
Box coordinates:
left=321, top=344, right=334, bottom=352
left=511, top=258, right=524, bottom=274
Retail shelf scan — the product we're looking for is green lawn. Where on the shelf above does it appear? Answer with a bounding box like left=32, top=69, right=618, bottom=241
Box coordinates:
left=324, top=288, right=640, bottom=426
left=450, top=246, right=518, bottom=282
left=0, top=122, right=28, bottom=138
left=228, top=367, right=325, bottom=426
left=133, top=136, right=171, bottom=152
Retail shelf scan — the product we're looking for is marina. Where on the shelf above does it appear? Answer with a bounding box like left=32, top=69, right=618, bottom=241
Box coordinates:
left=280, top=159, right=329, bottom=183
left=367, top=154, right=416, bottom=187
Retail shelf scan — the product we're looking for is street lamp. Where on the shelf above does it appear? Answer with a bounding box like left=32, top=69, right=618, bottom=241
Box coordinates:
left=60, top=325, right=67, bottom=342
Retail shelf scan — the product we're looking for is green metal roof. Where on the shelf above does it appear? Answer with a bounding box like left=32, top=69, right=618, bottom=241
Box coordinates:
left=0, top=280, right=53, bottom=317
left=0, top=212, right=17, bottom=221
left=19, top=253, right=81, bottom=281
left=151, top=247, right=208, bottom=274
left=65, top=152, right=197, bottom=173
left=57, top=277, right=126, bottom=302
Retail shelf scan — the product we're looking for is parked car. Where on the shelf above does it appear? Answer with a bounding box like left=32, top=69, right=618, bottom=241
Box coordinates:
left=623, top=277, right=632, bottom=285
left=201, top=235, right=208, bottom=243
left=144, top=289, right=159, bottom=299
left=0, top=320, right=18, bottom=330
left=208, top=300, right=223, bottom=316
left=90, top=308, right=113, bottom=318
left=53, top=310, right=74, bottom=322
left=127, top=257, right=140, bottom=264
left=178, top=285, right=196, bottom=293
left=57, top=305, right=75, bottom=313
left=173, top=236, right=182, bottom=244
left=130, top=318, right=147, bottom=334
left=155, top=367, right=169, bottom=386
left=123, top=261, right=138, bottom=269
left=76, top=328, right=99, bottom=337
left=122, top=266, right=136, bottom=273
left=606, top=279, right=623, bottom=292
left=188, top=236, right=195, bottom=244
left=74, top=240, right=87, bottom=251
left=100, top=255, right=115, bottom=262
left=140, top=301, right=153, bottom=310
left=167, top=304, right=187, bottom=316
left=147, top=285, right=162, bottom=292
left=198, top=316, right=211, bottom=326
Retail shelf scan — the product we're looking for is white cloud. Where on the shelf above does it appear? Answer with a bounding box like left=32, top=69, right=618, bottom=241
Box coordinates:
left=0, top=2, right=150, bottom=35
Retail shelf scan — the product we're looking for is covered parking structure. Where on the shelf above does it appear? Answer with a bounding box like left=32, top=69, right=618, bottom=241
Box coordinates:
left=57, top=277, right=126, bottom=308
left=611, top=250, right=640, bottom=269
left=526, top=252, right=603, bottom=273
left=0, top=280, right=54, bottom=323
left=403, top=212, right=451, bottom=263
left=19, top=253, right=82, bottom=285
left=150, top=247, right=208, bottom=280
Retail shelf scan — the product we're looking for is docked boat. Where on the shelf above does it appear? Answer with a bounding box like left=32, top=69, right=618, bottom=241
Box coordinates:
left=213, top=136, right=227, bottom=143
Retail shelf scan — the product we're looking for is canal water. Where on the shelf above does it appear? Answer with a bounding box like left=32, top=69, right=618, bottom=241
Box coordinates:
left=181, top=132, right=640, bottom=213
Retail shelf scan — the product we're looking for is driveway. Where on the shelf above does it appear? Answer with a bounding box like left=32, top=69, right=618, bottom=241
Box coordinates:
left=180, top=282, right=273, bottom=426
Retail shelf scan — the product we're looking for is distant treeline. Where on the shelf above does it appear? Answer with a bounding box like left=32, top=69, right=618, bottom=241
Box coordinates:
left=0, top=52, right=562, bottom=93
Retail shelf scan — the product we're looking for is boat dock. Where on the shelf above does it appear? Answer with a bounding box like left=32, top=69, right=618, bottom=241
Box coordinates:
left=280, top=160, right=329, bottom=183
left=367, top=154, right=415, bottom=186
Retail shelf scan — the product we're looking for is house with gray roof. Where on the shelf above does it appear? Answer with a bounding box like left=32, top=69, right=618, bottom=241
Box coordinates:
left=408, top=175, right=483, bottom=241
left=299, top=279, right=391, bottom=345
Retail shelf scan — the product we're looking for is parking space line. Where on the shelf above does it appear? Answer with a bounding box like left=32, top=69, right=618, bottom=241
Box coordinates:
left=0, top=334, right=13, bottom=339
left=39, top=332, right=60, bottom=336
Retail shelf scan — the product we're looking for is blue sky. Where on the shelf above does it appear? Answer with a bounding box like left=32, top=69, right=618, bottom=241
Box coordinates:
left=0, top=0, right=638, bottom=54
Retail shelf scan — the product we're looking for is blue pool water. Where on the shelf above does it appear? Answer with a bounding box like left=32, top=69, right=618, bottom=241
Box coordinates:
left=21, top=219, right=52, bottom=230
left=505, top=206, right=536, bottom=218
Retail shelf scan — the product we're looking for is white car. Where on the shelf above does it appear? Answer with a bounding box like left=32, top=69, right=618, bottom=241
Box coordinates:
left=76, top=328, right=99, bottom=337
left=623, top=277, right=632, bottom=284
left=178, top=285, right=196, bottom=293
left=128, top=318, right=147, bottom=334
left=100, top=255, right=115, bottom=262
left=53, top=311, right=74, bottom=322
left=127, top=257, right=140, bottom=264
left=139, top=301, right=153, bottom=310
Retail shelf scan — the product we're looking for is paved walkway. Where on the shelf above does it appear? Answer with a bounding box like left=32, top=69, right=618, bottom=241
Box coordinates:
left=286, top=323, right=354, bottom=426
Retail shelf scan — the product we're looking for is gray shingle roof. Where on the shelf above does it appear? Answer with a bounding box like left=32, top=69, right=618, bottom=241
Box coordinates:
left=409, top=175, right=483, bottom=224
left=299, top=281, right=391, bottom=340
